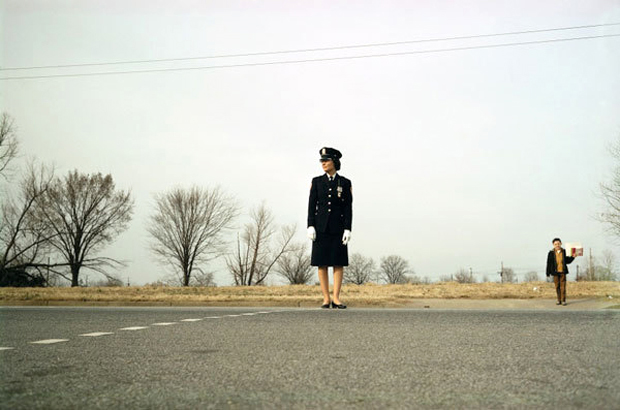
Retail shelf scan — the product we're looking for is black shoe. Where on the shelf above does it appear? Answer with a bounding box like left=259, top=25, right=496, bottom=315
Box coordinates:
left=331, top=301, right=347, bottom=309
left=556, top=302, right=561, bottom=305
left=321, top=303, right=331, bottom=309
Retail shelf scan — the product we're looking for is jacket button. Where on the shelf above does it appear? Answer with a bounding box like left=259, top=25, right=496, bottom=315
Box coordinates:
left=328, top=202, right=331, bottom=205
left=328, top=209, right=331, bottom=212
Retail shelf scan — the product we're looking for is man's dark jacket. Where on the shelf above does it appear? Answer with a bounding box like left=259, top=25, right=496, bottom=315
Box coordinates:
left=546, top=248, right=575, bottom=276
left=307, top=174, right=352, bottom=234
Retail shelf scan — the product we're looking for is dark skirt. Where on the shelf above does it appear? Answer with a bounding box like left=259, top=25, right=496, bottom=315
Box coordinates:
left=311, top=231, right=348, bottom=267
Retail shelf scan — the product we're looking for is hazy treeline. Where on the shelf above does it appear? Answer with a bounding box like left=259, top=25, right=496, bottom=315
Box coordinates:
left=1, top=113, right=618, bottom=287
left=0, top=113, right=134, bottom=287
left=0, top=113, right=306, bottom=288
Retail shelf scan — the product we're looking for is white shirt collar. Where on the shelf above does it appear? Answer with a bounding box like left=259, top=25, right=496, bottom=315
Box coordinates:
left=325, top=172, right=338, bottom=180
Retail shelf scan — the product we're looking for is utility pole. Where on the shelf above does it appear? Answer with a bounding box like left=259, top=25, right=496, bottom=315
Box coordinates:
left=589, top=248, right=594, bottom=280
left=576, top=265, right=580, bottom=281
left=499, top=261, right=504, bottom=283
left=469, top=267, right=473, bottom=282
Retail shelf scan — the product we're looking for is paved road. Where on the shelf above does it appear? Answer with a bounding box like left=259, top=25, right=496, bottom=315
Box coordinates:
left=1, top=306, right=619, bottom=409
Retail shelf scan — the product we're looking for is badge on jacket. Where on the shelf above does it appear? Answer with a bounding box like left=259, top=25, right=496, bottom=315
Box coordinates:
left=337, top=186, right=343, bottom=198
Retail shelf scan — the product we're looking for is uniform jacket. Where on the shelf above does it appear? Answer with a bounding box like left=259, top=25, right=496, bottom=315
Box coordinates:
left=307, top=174, right=352, bottom=234
left=546, top=248, right=575, bottom=276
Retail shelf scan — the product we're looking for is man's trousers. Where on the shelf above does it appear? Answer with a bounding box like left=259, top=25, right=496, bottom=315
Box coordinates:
left=553, top=273, right=567, bottom=303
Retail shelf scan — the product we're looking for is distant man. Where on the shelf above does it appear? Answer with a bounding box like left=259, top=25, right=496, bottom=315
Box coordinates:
left=546, top=238, right=576, bottom=306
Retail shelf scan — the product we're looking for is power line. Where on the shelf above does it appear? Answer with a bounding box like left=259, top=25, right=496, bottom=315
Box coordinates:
left=2, top=22, right=619, bottom=71
left=1, top=33, right=619, bottom=81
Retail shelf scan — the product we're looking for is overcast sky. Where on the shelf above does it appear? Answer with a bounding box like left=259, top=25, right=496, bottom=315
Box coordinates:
left=2, top=1, right=620, bottom=285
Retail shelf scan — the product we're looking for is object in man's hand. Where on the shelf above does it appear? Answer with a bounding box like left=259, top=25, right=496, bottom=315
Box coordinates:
left=565, top=242, right=583, bottom=257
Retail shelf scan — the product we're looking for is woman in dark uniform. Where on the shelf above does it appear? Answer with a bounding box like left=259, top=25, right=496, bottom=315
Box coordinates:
left=307, top=147, right=352, bottom=309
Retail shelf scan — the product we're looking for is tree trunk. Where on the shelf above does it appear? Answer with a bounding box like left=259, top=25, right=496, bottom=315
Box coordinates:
left=71, top=264, right=80, bottom=287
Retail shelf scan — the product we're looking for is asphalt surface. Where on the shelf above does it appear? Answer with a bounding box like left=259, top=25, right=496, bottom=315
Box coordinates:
left=0, top=306, right=619, bottom=409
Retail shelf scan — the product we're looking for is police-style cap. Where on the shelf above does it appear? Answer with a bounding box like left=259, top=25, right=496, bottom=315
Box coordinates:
left=319, top=147, right=342, bottom=161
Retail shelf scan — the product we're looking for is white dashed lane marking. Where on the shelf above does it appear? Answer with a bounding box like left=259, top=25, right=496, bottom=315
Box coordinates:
left=119, top=326, right=148, bottom=331
left=9, top=310, right=280, bottom=349
left=30, top=339, right=69, bottom=345
left=79, top=332, right=114, bottom=337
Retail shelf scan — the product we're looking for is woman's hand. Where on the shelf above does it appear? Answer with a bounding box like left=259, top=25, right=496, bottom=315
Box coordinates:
left=342, top=229, right=351, bottom=245
left=307, top=226, right=316, bottom=241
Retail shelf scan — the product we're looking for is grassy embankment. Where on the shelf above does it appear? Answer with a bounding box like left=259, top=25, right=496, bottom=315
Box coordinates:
left=0, top=281, right=618, bottom=307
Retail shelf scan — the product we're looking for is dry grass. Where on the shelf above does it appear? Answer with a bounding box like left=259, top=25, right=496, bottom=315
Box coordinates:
left=0, top=281, right=618, bottom=307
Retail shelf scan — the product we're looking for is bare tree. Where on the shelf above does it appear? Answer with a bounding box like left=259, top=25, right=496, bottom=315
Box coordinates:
left=598, top=249, right=618, bottom=281
left=276, top=242, right=313, bottom=285
left=454, top=268, right=476, bottom=283
left=37, top=170, right=134, bottom=287
left=159, top=267, right=218, bottom=287
left=193, top=271, right=217, bottom=287
left=379, top=255, right=410, bottom=284
left=148, top=186, right=237, bottom=286
left=500, top=267, right=516, bottom=283
left=0, top=113, right=19, bottom=179
left=344, top=253, right=376, bottom=285
left=226, top=203, right=296, bottom=286
left=524, top=271, right=540, bottom=282
left=599, top=137, right=620, bottom=239
left=0, top=163, right=57, bottom=286
left=439, top=274, right=454, bottom=282
left=581, top=250, right=618, bottom=281
left=580, top=255, right=598, bottom=281
left=406, top=274, right=425, bottom=284
left=92, top=275, right=124, bottom=287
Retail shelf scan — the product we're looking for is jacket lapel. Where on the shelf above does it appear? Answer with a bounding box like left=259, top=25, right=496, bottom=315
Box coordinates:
left=321, top=174, right=329, bottom=191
